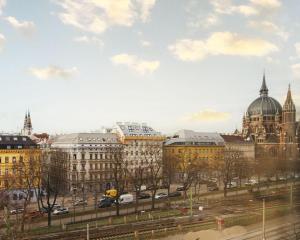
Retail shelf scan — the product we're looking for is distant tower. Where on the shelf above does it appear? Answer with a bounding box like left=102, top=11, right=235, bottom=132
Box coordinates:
left=281, top=85, right=296, bottom=143
left=22, top=111, right=33, bottom=136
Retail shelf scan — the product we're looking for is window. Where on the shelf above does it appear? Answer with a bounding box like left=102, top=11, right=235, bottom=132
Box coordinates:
left=12, top=157, right=16, bottom=164
left=0, top=157, right=1, bottom=163
left=19, top=156, right=24, bottom=163
left=90, top=154, right=93, bottom=160
left=81, top=153, right=85, bottom=160
left=73, top=164, right=76, bottom=171
left=5, top=169, right=9, bottom=175
left=73, top=154, right=77, bottom=160
left=5, top=157, right=9, bottom=164
left=95, top=154, right=98, bottom=160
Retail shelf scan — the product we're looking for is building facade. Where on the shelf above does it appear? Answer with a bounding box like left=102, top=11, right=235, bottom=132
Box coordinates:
left=164, top=130, right=225, bottom=182
left=242, top=74, right=300, bottom=164
left=114, top=122, right=165, bottom=171
left=221, top=135, right=255, bottom=162
left=0, top=135, right=41, bottom=202
left=51, top=133, right=123, bottom=193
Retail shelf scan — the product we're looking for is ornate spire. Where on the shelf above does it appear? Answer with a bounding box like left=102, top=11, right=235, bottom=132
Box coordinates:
left=23, top=112, right=28, bottom=129
left=260, top=72, right=268, bottom=97
left=283, top=84, right=296, bottom=112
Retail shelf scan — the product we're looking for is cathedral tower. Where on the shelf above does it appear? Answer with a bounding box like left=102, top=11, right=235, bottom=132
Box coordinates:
left=281, top=85, right=296, bottom=143
left=22, top=111, right=33, bottom=136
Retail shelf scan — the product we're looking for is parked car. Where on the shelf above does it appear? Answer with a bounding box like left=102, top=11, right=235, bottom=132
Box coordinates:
left=168, top=191, right=181, bottom=198
left=147, top=185, right=155, bottom=190
left=207, top=184, right=219, bottom=191
left=245, top=179, right=258, bottom=186
left=52, top=203, right=61, bottom=211
left=53, top=207, right=69, bottom=215
left=10, top=208, right=24, bottom=215
left=279, top=176, right=287, bottom=181
left=176, top=186, right=186, bottom=191
left=138, top=192, right=151, bottom=199
left=155, top=193, right=168, bottom=199
left=119, top=194, right=134, bottom=204
left=226, top=182, right=237, bottom=189
left=208, top=178, right=218, bottom=183
left=140, top=185, right=147, bottom=191
left=74, top=199, right=87, bottom=206
left=98, top=198, right=114, bottom=208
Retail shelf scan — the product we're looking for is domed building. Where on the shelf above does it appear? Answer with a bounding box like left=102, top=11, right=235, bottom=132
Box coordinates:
left=242, top=74, right=300, bottom=162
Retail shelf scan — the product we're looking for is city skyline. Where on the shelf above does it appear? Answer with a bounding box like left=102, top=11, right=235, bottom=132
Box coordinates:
left=1, top=0, right=300, bottom=134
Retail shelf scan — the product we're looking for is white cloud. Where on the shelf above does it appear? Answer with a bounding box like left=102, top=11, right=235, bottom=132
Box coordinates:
left=211, top=1, right=258, bottom=16
left=0, top=0, right=5, bottom=15
left=291, top=63, right=300, bottom=79
left=55, top=0, right=156, bottom=34
left=28, top=65, right=78, bottom=80
left=5, top=16, right=35, bottom=35
left=0, top=33, right=5, bottom=51
left=141, top=40, right=151, bottom=47
left=249, top=20, right=289, bottom=41
left=184, top=109, right=231, bottom=122
left=250, top=0, right=281, bottom=9
left=169, top=32, right=278, bottom=61
left=111, top=53, right=160, bottom=75
left=73, top=35, right=104, bottom=48
left=136, top=0, right=156, bottom=22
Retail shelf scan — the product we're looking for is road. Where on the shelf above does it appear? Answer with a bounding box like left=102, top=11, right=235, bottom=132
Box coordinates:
left=18, top=181, right=300, bottom=230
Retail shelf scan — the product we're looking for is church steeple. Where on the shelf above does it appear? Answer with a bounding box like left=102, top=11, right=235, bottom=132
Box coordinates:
left=283, top=84, right=296, bottom=112
left=260, top=73, right=268, bottom=97
left=22, top=110, right=33, bottom=136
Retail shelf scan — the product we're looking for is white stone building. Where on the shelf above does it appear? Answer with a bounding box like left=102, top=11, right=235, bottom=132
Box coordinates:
left=51, top=133, right=122, bottom=193
left=114, top=122, right=165, bottom=170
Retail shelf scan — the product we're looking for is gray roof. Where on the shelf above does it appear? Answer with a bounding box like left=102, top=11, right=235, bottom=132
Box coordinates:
left=165, top=130, right=224, bottom=146
left=115, top=122, right=162, bottom=137
left=0, top=135, right=38, bottom=149
left=52, top=133, right=120, bottom=144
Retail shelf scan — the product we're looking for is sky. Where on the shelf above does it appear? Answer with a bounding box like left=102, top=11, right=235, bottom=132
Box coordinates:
left=0, top=0, right=300, bottom=135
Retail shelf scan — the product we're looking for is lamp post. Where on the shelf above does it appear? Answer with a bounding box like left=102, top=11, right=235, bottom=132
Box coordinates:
left=262, top=198, right=266, bottom=240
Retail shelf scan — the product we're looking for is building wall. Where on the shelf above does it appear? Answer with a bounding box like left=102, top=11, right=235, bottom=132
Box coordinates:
left=163, top=145, right=224, bottom=182
left=0, top=149, right=41, bottom=191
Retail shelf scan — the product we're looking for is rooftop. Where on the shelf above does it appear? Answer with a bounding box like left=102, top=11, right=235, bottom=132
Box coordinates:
left=165, top=130, right=224, bottom=146
left=52, top=133, right=120, bottom=144
left=0, top=135, right=38, bottom=149
left=115, top=122, right=162, bottom=137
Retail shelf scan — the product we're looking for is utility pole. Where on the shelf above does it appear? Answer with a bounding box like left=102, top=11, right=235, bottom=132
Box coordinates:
left=262, top=198, right=266, bottom=240
left=190, top=185, right=193, bottom=217
left=290, top=184, right=293, bottom=210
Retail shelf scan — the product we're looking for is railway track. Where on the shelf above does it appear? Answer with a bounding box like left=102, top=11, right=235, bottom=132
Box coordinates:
left=22, top=201, right=300, bottom=240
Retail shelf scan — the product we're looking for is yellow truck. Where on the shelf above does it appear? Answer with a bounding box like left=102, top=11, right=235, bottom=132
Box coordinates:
left=105, top=189, right=117, bottom=198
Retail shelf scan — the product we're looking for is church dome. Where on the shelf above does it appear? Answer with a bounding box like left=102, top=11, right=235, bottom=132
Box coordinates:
left=247, top=96, right=282, bottom=116
left=247, top=74, right=282, bottom=116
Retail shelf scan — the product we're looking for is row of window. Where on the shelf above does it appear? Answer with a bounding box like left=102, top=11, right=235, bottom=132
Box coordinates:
left=72, top=153, right=121, bottom=160
left=0, top=156, right=24, bottom=164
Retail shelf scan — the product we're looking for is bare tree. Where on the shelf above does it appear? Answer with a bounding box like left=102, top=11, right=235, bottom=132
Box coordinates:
left=36, top=150, right=68, bottom=227
left=219, top=149, right=242, bottom=197
left=111, top=148, right=128, bottom=216
left=11, top=153, right=41, bottom=232
left=128, top=166, right=145, bottom=213
left=144, top=144, right=163, bottom=210
left=162, top=155, right=177, bottom=195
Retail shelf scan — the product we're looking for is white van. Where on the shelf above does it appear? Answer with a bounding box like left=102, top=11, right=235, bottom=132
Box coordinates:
left=119, top=194, right=133, bottom=204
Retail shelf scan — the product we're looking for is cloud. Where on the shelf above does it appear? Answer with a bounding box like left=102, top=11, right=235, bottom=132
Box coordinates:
left=111, top=53, right=159, bottom=75
left=184, top=109, right=231, bottom=122
left=136, top=0, right=156, bottom=22
left=250, top=0, right=281, bottom=9
left=73, top=35, right=104, bottom=48
left=28, top=65, right=78, bottom=80
left=291, top=63, right=300, bottom=79
left=0, top=0, right=5, bottom=15
left=55, top=0, right=156, bottom=34
left=211, top=1, right=258, bottom=16
left=169, top=32, right=278, bottom=61
left=249, top=20, right=289, bottom=41
left=0, top=33, right=5, bottom=51
left=141, top=40, right=151, bottom=47
left=5, top=16, right=35, bottom=35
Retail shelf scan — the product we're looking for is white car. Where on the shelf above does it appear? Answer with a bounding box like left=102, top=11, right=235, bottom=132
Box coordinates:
left=119, top=194, right=133, bottom=204
left=53, top=207, right=69, bottom=215
left=245, top=179, right=258, bottom=186
left=226, top=182, right=237, bottom=189
left=155, top=193, right=168, bottom=199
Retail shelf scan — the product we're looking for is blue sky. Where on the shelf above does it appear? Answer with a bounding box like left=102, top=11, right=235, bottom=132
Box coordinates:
left=0, top=0, right=300, bottom=135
